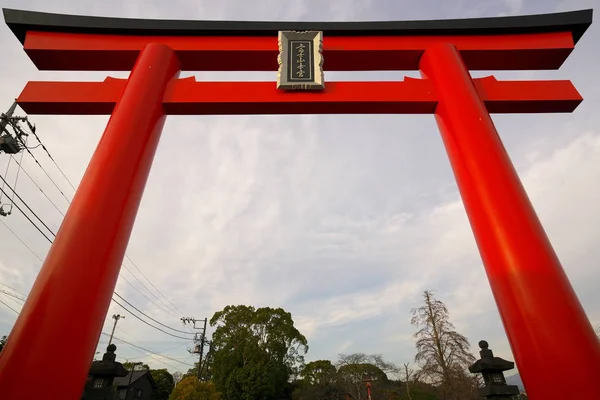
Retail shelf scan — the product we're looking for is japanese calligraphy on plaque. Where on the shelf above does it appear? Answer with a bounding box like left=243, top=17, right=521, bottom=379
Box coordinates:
left=277, top=31, right=324, bottom=90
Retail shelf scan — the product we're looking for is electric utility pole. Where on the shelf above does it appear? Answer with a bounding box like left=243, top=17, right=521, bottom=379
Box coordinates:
left=0, top=101, right=17, bottom=135
left=197, top=318, right=207, bottom=379
left=108, top=314, right=125, bottom=346
left=0, top=100, right=33, bottom=155
left=125, top=361, right=144, bottom=400
left=182, top=316, right=208, bottom=380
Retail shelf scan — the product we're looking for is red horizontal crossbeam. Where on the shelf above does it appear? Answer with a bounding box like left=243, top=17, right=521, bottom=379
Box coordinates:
left=17, top=76, right=582, bottom=115
left=24, top=31, right=574, bottom=71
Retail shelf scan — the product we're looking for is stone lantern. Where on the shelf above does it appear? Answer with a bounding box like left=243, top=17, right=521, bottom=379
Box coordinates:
left=469, top=340, right=521, bottom=399
left=82, top=344, right=128, bottom=399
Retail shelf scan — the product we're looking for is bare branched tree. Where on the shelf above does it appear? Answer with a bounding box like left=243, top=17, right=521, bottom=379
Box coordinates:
left=403, top=362, right=416, bottom=400
left=336, top=353, right=399, bottom=400
left=336, top=353, right=399, bottom=375
left=411, top=290, right=476, bottom=400
left=172, top=371, right=183, bottom=386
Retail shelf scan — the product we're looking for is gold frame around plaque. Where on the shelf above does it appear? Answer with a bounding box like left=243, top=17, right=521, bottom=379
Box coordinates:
left=277, top=30, right=324, bottom=90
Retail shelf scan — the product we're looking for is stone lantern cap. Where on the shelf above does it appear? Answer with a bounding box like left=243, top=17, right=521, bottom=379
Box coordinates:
left=468, top=340, right=515, bottom=374
left=89, top=344, right=129, bottom=378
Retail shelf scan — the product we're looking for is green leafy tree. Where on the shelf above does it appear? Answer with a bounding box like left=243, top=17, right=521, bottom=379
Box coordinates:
left=292, top=381, right=344, bottom=400
left=0, top=336, right=6, bottom=352
left=210, top=305, right=308, bottom=400
left=293, top=360, right=343, bottom=400
left=151, top=369, right=175, bottom=400
left=408, top=383, right=439, bottom=400
left=169, top=377, right=220, bottom=400
left=411, top=290, right=476, bottom=400
left=300, top=360, right=337, bottom=386
left=293, top=357, right=438, bottom=400
left=122, top=361, right=150, bottom=371
left=184, top=349, right=214, bottom=382
left=183, top=362, right=199, bottom=380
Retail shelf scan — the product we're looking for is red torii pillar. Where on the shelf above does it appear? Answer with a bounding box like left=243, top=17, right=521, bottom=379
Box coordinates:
left=1, top=8, right=599, bottom=399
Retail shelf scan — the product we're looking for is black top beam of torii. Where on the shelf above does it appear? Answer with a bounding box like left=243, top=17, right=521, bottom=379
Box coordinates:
left=2, top=7, right=593, bottom=44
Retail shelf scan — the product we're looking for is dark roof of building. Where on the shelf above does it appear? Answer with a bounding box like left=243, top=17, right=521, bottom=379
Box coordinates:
left=2, top=8, right=593, bottom=45
left=113, top=370, right=154, bottom=388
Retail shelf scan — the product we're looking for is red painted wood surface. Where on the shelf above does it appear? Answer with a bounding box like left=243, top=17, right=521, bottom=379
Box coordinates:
left=420, top=42, right=600, bottom=400
left=23, top=31, right=574, bottom=71
left=0, top=43, right=181, bottom=398
left=17, top=76, right=581, bottom=115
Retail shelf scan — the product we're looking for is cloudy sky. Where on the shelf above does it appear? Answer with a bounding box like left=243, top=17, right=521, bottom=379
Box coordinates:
left=0, top=0, right=598, bottom=377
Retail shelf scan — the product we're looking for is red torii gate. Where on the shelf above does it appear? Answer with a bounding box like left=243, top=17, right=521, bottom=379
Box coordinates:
left=1, top=8, right=599, bottom=399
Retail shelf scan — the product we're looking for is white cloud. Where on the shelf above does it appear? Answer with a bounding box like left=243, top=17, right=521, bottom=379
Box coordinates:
left=504, top=0, right=523, bottom=14
left=289, top=130, right=600, bottom=365
left=555, top=0, right=599, bottom=12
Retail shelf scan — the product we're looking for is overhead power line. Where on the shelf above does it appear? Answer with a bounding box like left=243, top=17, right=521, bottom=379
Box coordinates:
left=1, top=276, right=193, bottom=343
left=26, top=120, right=187, bottom=321
left=0, top=165, right=184, bottom=323
left=14, top=135, right=71, bottom=203
left=120, top=262, right=182, bottom=319
left=0, top=174, right=56, bottom=236
left=0, top=283, right=27, bottom=298
left=5, top=135, right=185, bottom=321
left=124, top=255, right=186, bottom=319
left=0, top=185, right=53, bottom=243
left=0, top=299, right=193, bottom=371
left=10, top=155, right=65, bottom=216
left=0, top=218, right=45, bottom=263
left=113, top=292, right=194, bottom=336
left=1, top=107, right=191, bottom=342
left=102, top=333, right=195, bottom=368
left=111, top=298, right=193, bottom=341
left=117, top=273, right=179, bottom=318
left=0, top=289, right=26, bottom=303
left=0, top=187, right=188, bottom=341
left=0, top=297, right=19, bottom=314
left=25, top=124, right=77, bottom=192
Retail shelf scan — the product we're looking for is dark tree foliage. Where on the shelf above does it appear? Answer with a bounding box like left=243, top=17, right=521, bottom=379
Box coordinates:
left=209, top=305, right=308, bottom=400
left=292, top=355, right=438, bottom=400
left=184, top=359, right=213, bottom=382
left=335, top=353, right=399, bottom=400
left=150, top=369, right=175, bottom=400
left=292, top=381, right=344, bottom=400
left=293, top=360, right=343, bottom=400
left=0, top=335, right=6, bottom=352
left=169, top=377, right=220, bottom=400
left=300, top=360, right=337, bottom=386
left=122, top=362, right=150, bottom=371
